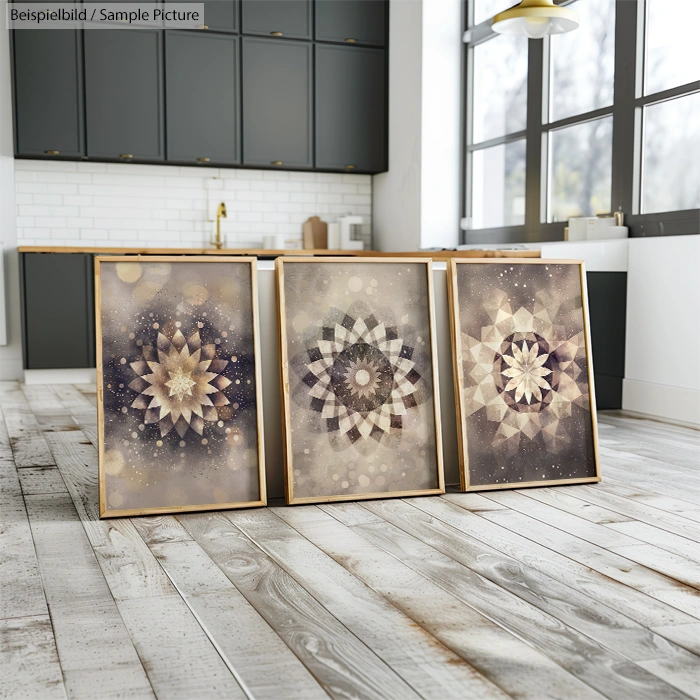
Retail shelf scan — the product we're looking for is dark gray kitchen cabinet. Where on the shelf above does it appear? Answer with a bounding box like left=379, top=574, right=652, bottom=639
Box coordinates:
left=84, top=29, right=164, bottom=161
left=166, top=0, right=238, bottom=32
left=315, top=44, right=386, bottom=173
left=165, top=32, right=240, bottom=164
left=241, top=0, right=311, bottom=39
left=241, top=38, right=312, bottom=168
left=12, top=29, right=84, bottom=158
left=315, top=0, right=387, bottom=47
left=20, top=254, right=95, bottom=370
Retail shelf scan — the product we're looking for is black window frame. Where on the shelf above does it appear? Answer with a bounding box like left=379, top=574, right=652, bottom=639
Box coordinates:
left=462, top=0, right=700, bottom=244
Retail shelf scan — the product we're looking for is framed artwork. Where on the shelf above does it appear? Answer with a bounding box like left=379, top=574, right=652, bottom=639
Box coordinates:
left=448, top=259, right=600, bottom=491
left=277, top=258, right=445, bottom=504
left=96, top=256, right=266, bottom=518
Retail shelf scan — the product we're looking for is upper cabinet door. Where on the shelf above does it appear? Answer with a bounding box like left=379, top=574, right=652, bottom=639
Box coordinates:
left=241, top=38, right=312, bottom=168
left=167, top=0, right=239, bottom=32
left=84, top=29, right=164, bottom=161
left=315, top=45, right=386, bottom=173
left=241, top=0, right=311, bottom=40
left=315, top=0, right=387, bottom=47
left=13, top=29, right=84, bottom=158
left=165, top=32, right=240, bottom=165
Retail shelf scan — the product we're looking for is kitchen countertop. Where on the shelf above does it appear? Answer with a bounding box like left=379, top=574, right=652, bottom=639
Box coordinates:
left=18, top=246, right=541, bottom=259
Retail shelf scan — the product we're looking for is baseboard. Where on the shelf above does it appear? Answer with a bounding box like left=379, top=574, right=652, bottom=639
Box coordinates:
left=622, top=378, right=700, bottom=428
left=24, top=368, right=95, bottom=385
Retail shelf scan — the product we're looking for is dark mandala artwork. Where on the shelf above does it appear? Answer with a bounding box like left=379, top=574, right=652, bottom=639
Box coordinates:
left=301, top=309, right=421, bottom=447
left=129, top=328, right=232, bottom=438
left=280, top=260, right=443, bottom=504
left=97, top=259, right=265, bottom=517
left=451, top=261, right=599, bottom=489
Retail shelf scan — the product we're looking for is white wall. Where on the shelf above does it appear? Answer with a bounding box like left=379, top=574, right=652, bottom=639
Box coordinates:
left=16, top=161, right=372, bottom=248
left=373, top=0, right=462, bottom=251
left=623, top=235, right=700, bottom=426
left=0, top=2, right=24, bottom=380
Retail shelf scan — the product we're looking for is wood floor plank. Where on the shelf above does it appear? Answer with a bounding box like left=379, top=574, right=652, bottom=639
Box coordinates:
left=151, top=539, right=329, bottom=700
left=73, top=384, right=98, bottom=407
left=359, top=500, right=693, bottom=700
left=0, top=615, right=66, bottom=700
left=479, top=507, right=700, bottom=620
left=116, top=595, right=247, bottom=699
left=520, top=487, right=634, bottom=525
left=598, top=418, right=700, bottom=466
left=24, top=493, right=154, bottom=699
left=650, top=623, right=700, bottom=657
left=181, top=510, right=431, bottom=700
left=560, top=485, right=700, bottom=543
left=0, top=496, right=52, bottom=622
left=594, top=479, right=700, bottom=525
left=50, top=385, right=96, bottom=414
left=607, top=543, right=700, bottom=590
left=438, top=493, right=697, bottom=628
left=132, top=515, right=193, bottom=546
left=17, top=466, right=68, bottom=496
left=602, top=461, right=700, bottom=506
left=607, top=521, right=700, bottom=564
left=276, top=504, right=605, bottom=700
left=0, top=408, right=50, bottom=621
left=487, top=490, right=700, bottom=587
left=0, top=384, right=55, bottom=468
left=316, top=501, right=385, bottom=526
left=20, top=384, right=70, bottom=415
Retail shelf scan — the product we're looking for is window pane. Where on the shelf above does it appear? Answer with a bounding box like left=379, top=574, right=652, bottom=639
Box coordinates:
left=642, top=92, right=700, bottom=213
left=548, top=117, right=612, bottom=222
left=550, top=0, right=615, bottom=122
left=645, top=0, right=700, bottom=95
left=473, top=35, right=528, bottom=143
left=474, top=0, right=513, bottom=26
left=471, top=140, right=526, bottom=229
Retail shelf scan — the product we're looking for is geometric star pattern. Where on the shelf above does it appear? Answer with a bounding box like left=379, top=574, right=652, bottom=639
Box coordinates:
left=300, top=310, right=421, bottom=447
left=463, top=286, right=590, bottom=457
left=128, top=328, right=231, bottom=438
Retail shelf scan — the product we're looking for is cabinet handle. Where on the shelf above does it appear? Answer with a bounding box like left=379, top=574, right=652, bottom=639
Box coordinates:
left=271, top=160, right=283, bottom=166
left=119, top=153, right=133, bottom=160
left=345, top=38, right=357, bottom=43
left=44, top=150, right=59, bottom=155
left=270, top=31, right=283, bottom=36
left=196, top=24, right=209, bottom=29
left=197, top=157, right=211, bottom=163
left=345, top=164, right=356, bottom=170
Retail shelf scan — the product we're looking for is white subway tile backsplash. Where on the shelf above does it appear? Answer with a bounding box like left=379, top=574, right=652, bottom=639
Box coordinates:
left=15, top=160, right=373, bottom=248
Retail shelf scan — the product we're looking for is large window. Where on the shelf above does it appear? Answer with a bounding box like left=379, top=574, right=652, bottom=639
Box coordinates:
left=463, top=0, right=700, bottom=241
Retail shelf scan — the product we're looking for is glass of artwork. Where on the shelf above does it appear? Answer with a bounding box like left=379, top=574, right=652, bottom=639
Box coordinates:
left=96, top=257, right=266, bottom=517
left=447, top=259, right=600, bottom=490
left=277, top=258, right=445, bottom=504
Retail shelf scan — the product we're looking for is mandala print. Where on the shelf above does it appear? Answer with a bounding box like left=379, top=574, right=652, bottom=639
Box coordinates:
left=129, top=328, right=231, bottom=438
left=462, top=288, right=589, bottom=457
left=301, top=310, right=422, bottom=447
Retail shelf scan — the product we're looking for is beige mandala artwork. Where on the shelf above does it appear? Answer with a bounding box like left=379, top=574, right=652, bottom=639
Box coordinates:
left=462, top=287, right=590, bottom=457
left=128, top=328, right=231, bottom=438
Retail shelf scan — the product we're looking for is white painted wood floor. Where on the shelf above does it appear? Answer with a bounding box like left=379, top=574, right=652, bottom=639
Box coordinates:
left=2, top=382, right=700, bottom=700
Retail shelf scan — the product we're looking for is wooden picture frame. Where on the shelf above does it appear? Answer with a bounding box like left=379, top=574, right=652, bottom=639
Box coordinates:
left=96, top=256, right=266, bottom=517
left=447, top=258, right=600, bottom=491
left=277, top=257, right=445, bottom=504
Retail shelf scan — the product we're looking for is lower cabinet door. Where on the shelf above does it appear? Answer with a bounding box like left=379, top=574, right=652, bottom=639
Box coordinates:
left=22, top=254, right=95, bottom=370
left=165, top=32, right=240, bottom=165
left=241, top=37, right=312, bottom=169
left=315, top=44, right=386, bottom=173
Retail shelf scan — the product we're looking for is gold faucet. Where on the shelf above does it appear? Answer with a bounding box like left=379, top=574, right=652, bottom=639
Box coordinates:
left=212, top=202, right=227, bottom=249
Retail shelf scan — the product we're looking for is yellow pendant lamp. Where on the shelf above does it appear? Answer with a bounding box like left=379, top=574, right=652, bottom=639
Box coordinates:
left=492, top=0, right=579, bottom=39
